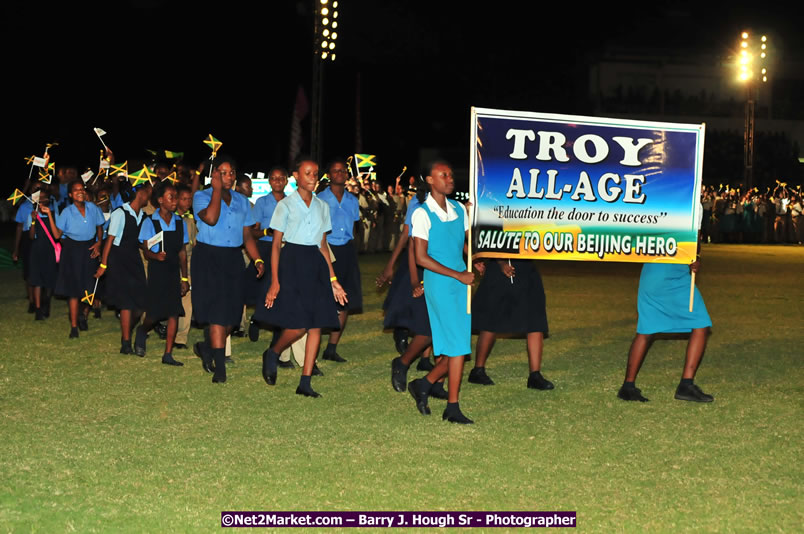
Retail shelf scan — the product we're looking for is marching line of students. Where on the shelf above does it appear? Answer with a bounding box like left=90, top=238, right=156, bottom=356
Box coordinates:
left=12, top=156, right=716, bottom=424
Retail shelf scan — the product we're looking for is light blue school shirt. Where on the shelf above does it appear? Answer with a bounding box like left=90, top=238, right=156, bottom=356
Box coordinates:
left=193, top=188, right=256, bottom=247
left=253, top=193, right=283, bottom=242
left=404, top=194, right=425, bottom=237
left=318, top=187, right=360, bottom=245
left=15, top=202, right=34, bottom=231
left=138, top=212, right=189, bottom=252
left=269, top=190, right=331, bottom=247
left=110, top=193, right=124, bottom=210
left=56, top=202, right=105, bottom=241
left=107, top=203, right=145, bottom=246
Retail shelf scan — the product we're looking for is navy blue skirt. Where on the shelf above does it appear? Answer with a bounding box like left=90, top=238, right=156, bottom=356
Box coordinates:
left=191, top=242, right=245, bottom=327
left=27, top=236, right=58, bottom=289
left=243, top=240, right=272, bottom=307
left=330, top=241, right=363, bottom=312
left=252, top=243, right=339, bottom=330
left=382, top=257, right=431, bottom=336
left=472, top=259, right=549, bottom=337
left=55, top=238, right=99, bottom=299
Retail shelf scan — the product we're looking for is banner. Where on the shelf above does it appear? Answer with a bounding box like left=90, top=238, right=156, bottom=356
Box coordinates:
left=470, top=108, right=705, bottom=264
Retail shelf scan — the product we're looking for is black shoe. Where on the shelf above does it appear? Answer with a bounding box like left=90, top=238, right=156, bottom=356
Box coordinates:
left=78, top=315, right=89, bottom=331
left=248, top=320, right=260, bottom=342
left=225, top=356, right=234, bottom=365
left=194, top=342, right=214, bottom=373
left=322, top=351, right=347, bottom=363
left=134, top=327, right=146, bottom=357
left=527, top=372, right=554, bottom=390
left=35, top=308, right=45, bottom=321
left=296, top=384, right=321, bottom=398
left=262, top=350, right=277, bottom=385
left=312, top=363, right=323, bottom=376
left=230, top=328, right=245, bottom=338
left=468, top=367, right=494, bottom=385
left=443, top=408, right=474, bottom=424
left=212, top=374, right=226, bottom=383
left=93, top=307, right=101, bottom=319
left=416, top=356, right=434, bottom=371
left=155, top=322, right=167, bottom=339
left=120, top=340, right=133, bottom=355
left=408, top=379, right=431, bottom=415
left=27, top=302, right=35, bottom=313
left=69, top=327, right=79, bottom=339
left=429, top=382, right=449, bottom=400
left=391, top=357, right=408, bottom=392
left=674, top=383, right=714, bottom=403
left=278, top=359, right=294, bottom=368
left=173, top=343, right=187, bottom=350
left=394, top=334, right=409, bottom=355
left=162, top=353, right=184, bottom=366
left=617, top=385, right=649, bottom=402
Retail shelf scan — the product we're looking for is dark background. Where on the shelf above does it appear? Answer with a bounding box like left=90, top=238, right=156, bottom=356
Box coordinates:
left=3, top=1, right=801, bottom=184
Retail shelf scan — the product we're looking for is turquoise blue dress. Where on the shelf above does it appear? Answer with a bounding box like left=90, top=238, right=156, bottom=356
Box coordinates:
left=636, top=263, right=711, bottom=334
left=421, top=200, right=470, bottom=357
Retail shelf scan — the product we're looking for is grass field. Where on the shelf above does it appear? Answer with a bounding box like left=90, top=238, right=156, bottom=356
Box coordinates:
left=0, top=244, right=801, bottom=533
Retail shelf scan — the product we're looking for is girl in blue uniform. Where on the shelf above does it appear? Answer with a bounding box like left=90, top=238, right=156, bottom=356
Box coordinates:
left=27, top=191, right=60, bottom=320
left=618, top=221, right=714, bottom=403
left=12, top=192, right=36, bottom=313
left=42, top=181, right=105, bottom=338
left=95, top=182, right=152, bottom=354
left=317, top=159, right=362, bottom=363
left=192, top=157, right=265, bottom=383
left=407, top=162, right=476, bottom=424
left=136, top=182, right=190, bottom=366
left=256, top=158, right=347, bottom=398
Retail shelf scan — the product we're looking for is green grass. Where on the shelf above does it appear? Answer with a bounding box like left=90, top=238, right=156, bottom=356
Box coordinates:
left=0, top=244, right=802, bottom=533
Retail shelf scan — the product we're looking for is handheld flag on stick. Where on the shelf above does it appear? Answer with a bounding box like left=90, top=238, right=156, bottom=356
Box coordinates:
left=33, top=157, right=47, bottom=168
left=38, top=170, right=52, bottom=184
left=24, top=155, right=36, bottom=165
left=31, top=191, right=41, bottom=205
left=128, top=166, right=152, bottom=187
left=164, top=150, right=184, bottom=160
left=81, top=170, right=94, bottom=183
left=395, top=165, right=407, bottom=182
left=94, top=127, right=108, bottom=149
left=7, top=189, right=27, bottom=205
left=354, top=153, right=377, bottom=169
left=147, top=231, right=164, bottom=251
left=110, top=161, right=128, bottom=177
left=82, top=277, right=99, bottom=306
left=203, top=134, right=222, bottom=158
left=162, top=171, right=178, bottom=185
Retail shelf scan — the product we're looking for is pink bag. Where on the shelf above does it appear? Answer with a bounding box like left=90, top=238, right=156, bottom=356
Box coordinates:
left=35, top=212, right=62, bottom=263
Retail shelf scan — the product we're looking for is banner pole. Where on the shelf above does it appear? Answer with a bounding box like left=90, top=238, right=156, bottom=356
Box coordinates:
left=466, top=108, right=477, bottom=315
left=689, top=271, right=695, bottom=313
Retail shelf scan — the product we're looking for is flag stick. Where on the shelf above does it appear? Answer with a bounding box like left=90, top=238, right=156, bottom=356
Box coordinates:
left=508, top=259, right=514, bottom=284
left=689, top=271, right=696, bottom=313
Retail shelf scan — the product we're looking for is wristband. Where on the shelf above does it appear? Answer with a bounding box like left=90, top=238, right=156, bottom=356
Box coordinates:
left=100, top=263, right=107, bottom=269
left=255, top=259, right=264, bottom=265
left=330, top=276, right=338, bottom=282
left=181, top=277, right=189, bottom=282
left=263, top=228, right=268, bottom=237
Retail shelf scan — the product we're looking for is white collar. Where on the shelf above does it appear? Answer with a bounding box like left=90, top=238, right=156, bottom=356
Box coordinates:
left=424, top=194, right=457, bottom=221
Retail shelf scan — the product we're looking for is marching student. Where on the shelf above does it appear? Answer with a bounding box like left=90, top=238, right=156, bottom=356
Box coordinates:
left=94, top=181, right=152, bottom=353
left=27, top=191, right=60, bottom=320
left=255, top=157, right=347, bottom=398
left=317, top=159, right=362, bottom=363
left=192, top=157, right=264, bottom=383
left=174, top=184, right=196, bottom=350
left=247, top=166, right=288, bottom=343
left=469, top=259, right=555, bottom=390
left=135, top=182, right=190, bottom=366
left=42, top=181, right=105, bottom=338
left=406, top=161, right=477, bottom=424
left=618, top=222, right=714, bottom=403
left=12, top=191, right=36, bottom=313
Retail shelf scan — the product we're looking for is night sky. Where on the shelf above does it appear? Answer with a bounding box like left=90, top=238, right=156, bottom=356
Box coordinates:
left=4, top=1, right=799, bottom=184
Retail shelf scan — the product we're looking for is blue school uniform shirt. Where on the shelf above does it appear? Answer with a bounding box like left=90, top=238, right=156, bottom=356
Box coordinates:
left=56, top=202, right=105, bottom=241
left=318, top=187, right=360, bottom=245
left=138, top=212, right=189, bottom=252
left=270, top=190, right=331, bottom=246
left=404, top=194, right=426, bottom=237
left=107, top=203, right=145, bottom=246
left=15, top=202, right=34, bottom=231
left=252, top=193, right=283, bottom=242
left=110, top=193, right=124, bottom=210
left=26, top=199, right=61, bottom=235
left=193, top=188, right=256, bottom=247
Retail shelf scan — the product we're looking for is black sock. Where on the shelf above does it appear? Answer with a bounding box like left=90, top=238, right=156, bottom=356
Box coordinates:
left=299, top=375, right=312, bottom=389
left=163, top=352, right=172, bottom=359
left=269, top=328, right=279, bottom=349
left=265, top=349, right=278, bottom=372
left=622, top=380, right=636, bottom=389
left=431, top=381, right=447, bottom=394
left=446, top=402, right=459, bottom=412
left=324, top=343, right=337, bottom=355
left=416, top=378, right=432, bottom=395
left=474, top=366, right=485, bottom=371
left=680, top=378, right=693, bottom=386
left=211, top=348, right=226, bottom=378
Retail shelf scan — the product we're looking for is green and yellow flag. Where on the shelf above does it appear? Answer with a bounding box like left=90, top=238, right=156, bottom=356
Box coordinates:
left=38, top=170, right=52, bottom=184
left=354, top=153, right=377, bottom=169
left=162, top=171, right=178, bottom=185
left=164, top=150, right=184, bottom=160
left=128, top=166, right=152, bottom=186
left=23, top=155, right=36, bottom=165
left=7, top=189, right=26, bottom=205
left=110, top=161, right=128, bottom=176
left=81, top=290, right=95, bottom=306
left=203, top=134, right=222, bottom=157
